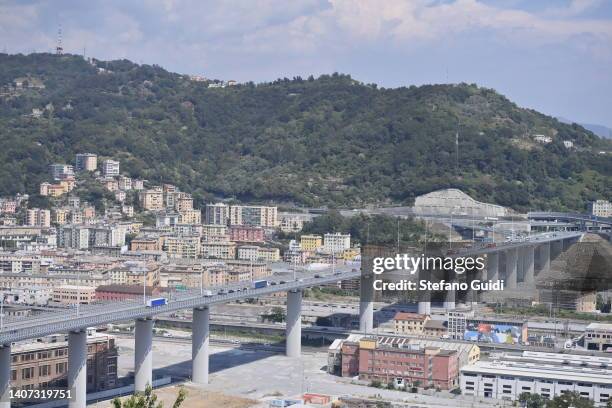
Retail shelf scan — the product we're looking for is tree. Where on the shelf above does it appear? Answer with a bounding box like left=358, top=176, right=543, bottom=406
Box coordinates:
left=111, top=384, right=186, bottom=408
left=546, top=392, right=595, bottom=408
left=518, top=392, right=545, bottom=408
left=262, top=307, right=285, bottom=323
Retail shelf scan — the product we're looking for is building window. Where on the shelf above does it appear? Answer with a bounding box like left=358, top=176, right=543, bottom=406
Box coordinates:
left=39, top=365, right=51, bottom=377
left=21, top=367, right=34, bottom=380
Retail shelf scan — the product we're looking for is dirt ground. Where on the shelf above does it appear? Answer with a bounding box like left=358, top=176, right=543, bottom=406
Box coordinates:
left=108, top=384, right=258, bottom=408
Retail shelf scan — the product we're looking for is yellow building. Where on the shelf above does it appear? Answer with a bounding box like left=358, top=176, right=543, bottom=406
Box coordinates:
left=300, top=235, right=322, bottom=251
left=179, top=209, right=201, bottom=224
left=139, top=188, right=164, bottom=211
left=342, top=247, right=360, bottom=261
left=52, top=208, right=70, bottom=225
left=393, top=312, right=431, bottom=335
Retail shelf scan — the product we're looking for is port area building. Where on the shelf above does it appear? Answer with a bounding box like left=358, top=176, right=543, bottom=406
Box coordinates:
left=460, top=351, right=612, bottom=406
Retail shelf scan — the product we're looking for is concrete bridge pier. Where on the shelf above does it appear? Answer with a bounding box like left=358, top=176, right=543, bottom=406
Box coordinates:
left=551, top=240, right=563, bottom=260
left=286, top=289, right=302, bottom=357
left=418, top=301, right=431, bottom=314
left=192, top=307, right=210, bottom=384
left=135, top=318, right=153, bottom=393
left=537, top=242, right=550, bottom=274
left=523, top=246, right=535, bottom=286
left=443, top=286, right=456, bottom=310
left=359, top=273, right=374, bottom=332
left=68, top=330, right=87, bottom=408
left=487, top=253, right=499, bottom=281
left=505, top=248, right=518, bottom=289
left=0, top=345, right=10, bottom=408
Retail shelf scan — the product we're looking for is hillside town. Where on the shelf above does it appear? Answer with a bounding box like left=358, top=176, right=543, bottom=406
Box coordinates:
left=0, top=151, right=609, bottom=408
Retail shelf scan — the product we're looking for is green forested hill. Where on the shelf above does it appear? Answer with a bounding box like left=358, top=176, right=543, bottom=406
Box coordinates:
left=0, top=53, right=610, bottom=211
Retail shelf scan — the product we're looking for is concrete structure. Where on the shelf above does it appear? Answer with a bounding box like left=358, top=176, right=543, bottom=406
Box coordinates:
left=75, top=154, right=97, bottom=172
left=102, top=160, right=120, bottom=177
left=68, top=331, right=86, bottom=408
left=286, top=290, right=302, bottom=358
left=359, top=271, right=374, bottom=332
left=191, top=307, right=209, bottom=384
left=460, top=351, right=612, bottom=405
left=134, top=319, right=153, bottom=392
left=505, top=248, right=518, bottom=289
left=414, top=189, right=508, bottom=217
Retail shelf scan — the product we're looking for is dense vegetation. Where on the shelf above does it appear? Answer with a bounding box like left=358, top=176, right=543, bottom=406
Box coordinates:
left=0, top=53, right=610, bottom=211
left=299, top=211, right=435, bottom=246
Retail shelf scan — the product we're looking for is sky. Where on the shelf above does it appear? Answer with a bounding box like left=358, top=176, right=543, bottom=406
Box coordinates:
left=1, top=0, right=611, bottom=127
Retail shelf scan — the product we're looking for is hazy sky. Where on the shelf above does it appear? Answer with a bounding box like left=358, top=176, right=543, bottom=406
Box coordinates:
left=1, top=0, right=611, bottom=127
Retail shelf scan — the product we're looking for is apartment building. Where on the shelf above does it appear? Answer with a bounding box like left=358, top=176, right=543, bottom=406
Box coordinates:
left=58, top=225, right=90, bottom=249
left=257, top=247, right=280, bottom=262
left=139, top=187, right=164, bottom=211
left=201, top=241, right=236, bottom=260
left=229, top=205, right=278, bottom=227
left=323, top=233, right=351, bottom=254
left=0, top=255, right=41, bottom=273
left=205, top=203, right=229, bottom=225
left=50, top=164, right=74, bottom=180
left=279, top=213, right=309, bottom=233
left=26, top=209, right=51, bottom=227
left=102, top=160, right=120, bottom=177
left=106, top=262, right=160, bottom=287
left=75, top=153, right=97, bottom=171
left=589, top=200, right=612, bottom=218
left=178, top=209, right=201, bottom=224
left=202, top=224, right=228, bottom=240
left=52, top=208, right=70, bottom=225
left=51, top=285, right=96, bottom=305
left=40, top=182, right=69, bottom=197
left=237, top=245, right=259, bottom=262
left=130, top=237, right=162, bottom=251
left=300, top=235, right=323, bottom=251
left=118, top=176, right=132, bottom=190
left=460, top=352, right=612, bottom=405
left=393, top=312, right=431, bottom=335
left=229, top=225, right=264, bottom=243
left=163, top=235, right=201, bottom=259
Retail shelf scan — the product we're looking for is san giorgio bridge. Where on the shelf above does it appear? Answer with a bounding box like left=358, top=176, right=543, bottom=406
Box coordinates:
left=0, top=231, right=581, bottom=408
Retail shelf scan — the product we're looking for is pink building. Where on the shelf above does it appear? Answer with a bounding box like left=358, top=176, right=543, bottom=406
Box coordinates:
left=341, top=337, right=459, bottom=390
left=229, top=225, right=264, bottom=243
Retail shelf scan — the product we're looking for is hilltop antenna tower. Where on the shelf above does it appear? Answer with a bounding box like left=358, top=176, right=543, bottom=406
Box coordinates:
left=56, top=25, right=63, bottom=55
